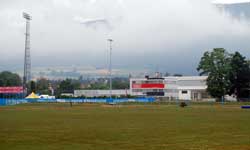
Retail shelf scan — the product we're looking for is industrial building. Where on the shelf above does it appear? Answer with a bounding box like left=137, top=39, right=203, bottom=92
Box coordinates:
left=74, top=76, right=211, bottom=101
left=130, top=76, right=210, bottom=101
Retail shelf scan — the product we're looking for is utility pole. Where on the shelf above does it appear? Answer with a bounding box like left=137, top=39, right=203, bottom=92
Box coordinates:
left=107, top=39, right=113, bottom=101
left=23, top=12, right=32, bottom=96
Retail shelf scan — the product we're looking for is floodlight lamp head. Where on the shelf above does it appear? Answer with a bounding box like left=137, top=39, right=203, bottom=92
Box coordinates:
left=23, top=12, right=31, bottom=20
left=108, top=39, right=113, bottom=42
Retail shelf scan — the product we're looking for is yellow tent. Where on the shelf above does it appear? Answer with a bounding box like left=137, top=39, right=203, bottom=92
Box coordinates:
left=26, top=92, right=39, bottom=99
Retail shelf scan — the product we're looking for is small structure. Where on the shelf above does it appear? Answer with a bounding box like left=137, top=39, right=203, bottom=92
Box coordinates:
left=26, top=92, right=39, bottom=99
left=39, top=95, right=55, bottom=100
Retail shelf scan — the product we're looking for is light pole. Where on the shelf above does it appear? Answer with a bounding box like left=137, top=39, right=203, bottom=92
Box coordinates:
left=23, top=12, right=32, bottom=97
left=107, top=39, right=113, bottom=101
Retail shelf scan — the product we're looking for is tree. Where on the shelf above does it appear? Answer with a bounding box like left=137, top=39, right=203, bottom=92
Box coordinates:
left=29, top=81, right=36, bottom=93
left=173, top=74, right=183, bottom=77
left=36, top=78, right=50, bottom=94
left=58, top=79, right=81, bottom=94
left=228, top=52, right=250, bottom=100
left=89, top=83, right=108, bottom=90
left=59, top=79, right=73, bottom=93
left=112, top=78, right=129, bottom=89
left=197, top=48, right=231, bottom=100
left=0, top=71, right=22, bottom=86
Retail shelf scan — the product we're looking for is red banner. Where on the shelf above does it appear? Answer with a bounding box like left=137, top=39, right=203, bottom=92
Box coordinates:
left=0, top=87, right=23, bottom=94
left=132, top=84, right=164, bottom=89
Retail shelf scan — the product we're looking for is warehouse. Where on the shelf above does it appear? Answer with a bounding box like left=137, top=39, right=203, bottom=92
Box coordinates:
left=130, top=76, right=210, bottom=101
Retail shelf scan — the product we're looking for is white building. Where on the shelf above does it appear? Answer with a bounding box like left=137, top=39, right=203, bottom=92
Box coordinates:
left=74, top=90, right=129, bottom=97
left=130, top=76, right=210, bottom=101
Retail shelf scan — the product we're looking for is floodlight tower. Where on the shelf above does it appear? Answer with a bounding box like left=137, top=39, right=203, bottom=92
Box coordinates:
left=107, top=39, right=113, bottom=100
left=23, top=12, right=32, bottom=93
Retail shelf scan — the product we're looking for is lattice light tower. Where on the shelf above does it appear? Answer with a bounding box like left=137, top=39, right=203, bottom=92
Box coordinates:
left=107, top=39, right=113, bottom=100
left=23, top=12, right=32, bottom=89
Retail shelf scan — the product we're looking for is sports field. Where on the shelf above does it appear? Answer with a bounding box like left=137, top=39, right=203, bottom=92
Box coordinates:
left=0, top=103, right=250, bottom=150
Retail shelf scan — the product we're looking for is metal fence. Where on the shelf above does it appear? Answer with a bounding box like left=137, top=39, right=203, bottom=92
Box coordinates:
left=0, top=97, right=155, bottom=106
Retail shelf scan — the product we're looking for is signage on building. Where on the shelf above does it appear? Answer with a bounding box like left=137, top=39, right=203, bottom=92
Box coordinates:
left=0, top=87, right=23, bottom=94
left=132, top=84, right=165, bottom=89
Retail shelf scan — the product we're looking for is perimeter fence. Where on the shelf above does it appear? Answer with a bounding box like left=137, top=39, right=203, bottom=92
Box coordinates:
left=0, top=97, right=155, bottom=106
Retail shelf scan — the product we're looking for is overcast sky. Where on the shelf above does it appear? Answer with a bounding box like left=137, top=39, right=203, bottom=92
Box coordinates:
left=1, top=0, right=250, bottom=75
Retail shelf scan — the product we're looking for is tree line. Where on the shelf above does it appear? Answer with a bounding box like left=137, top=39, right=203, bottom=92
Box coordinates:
left=198, top=48, right=250, bottom=101
left=0, top=72, right=129, bottom=97
left=0, top=71, right=22, bottom=86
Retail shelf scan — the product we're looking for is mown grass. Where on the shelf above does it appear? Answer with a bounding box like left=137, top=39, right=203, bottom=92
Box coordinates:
left=0, top=103, right=250, bottom=150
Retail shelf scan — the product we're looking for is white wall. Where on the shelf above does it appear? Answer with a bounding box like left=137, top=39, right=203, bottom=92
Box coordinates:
left=178, top=90, right=191, bottom=100
left=74, top=90, right=129, bottom=97
left=129, top=76, right=208, bottom=100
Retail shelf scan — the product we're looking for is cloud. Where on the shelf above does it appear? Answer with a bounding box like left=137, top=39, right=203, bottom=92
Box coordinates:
left=0, top=0, right=250, bottom=75
left=53, top=0, right=71, bottom=8
left=74, top=16, right=113, bottom=30
left=212, top=0, right=250, bottom=4
left=212, top=0, right=250, bottom=20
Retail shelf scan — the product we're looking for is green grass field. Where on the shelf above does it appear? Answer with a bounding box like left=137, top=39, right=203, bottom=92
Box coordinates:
left=0, top=103, right=250, bottom=150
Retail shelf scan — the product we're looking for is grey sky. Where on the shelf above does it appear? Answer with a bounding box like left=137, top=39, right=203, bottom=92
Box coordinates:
left=1, top=0, right=250, bottom=75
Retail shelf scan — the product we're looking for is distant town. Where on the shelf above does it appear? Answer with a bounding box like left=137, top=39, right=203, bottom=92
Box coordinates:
left=13, top=66, right=153, bottom=80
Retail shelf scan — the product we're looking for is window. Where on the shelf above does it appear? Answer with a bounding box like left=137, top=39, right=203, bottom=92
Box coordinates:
left=132, top=89, right=143, bottom=92
left=182, top=90, right=188, bottom=94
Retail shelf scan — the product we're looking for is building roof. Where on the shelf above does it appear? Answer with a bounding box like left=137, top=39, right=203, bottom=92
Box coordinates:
left=164, top=76, right=207, bottom=81
left=178, top=86, right=207, bottom=90
left=131, top=76, right=208, bottom=81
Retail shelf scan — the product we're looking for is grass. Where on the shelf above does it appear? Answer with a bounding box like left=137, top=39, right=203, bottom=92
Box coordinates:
left=0, top=103, right=250, bottom=150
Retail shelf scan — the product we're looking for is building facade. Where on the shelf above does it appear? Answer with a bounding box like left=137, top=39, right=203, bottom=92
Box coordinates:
left=130, top=76, right=210, bottom=101
left=74, top=90, right=129, bottom=97
left=74, top=76, right=211, bottom=101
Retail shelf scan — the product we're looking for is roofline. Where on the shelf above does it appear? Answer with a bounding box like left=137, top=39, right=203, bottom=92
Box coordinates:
left=131, top=76, right=208, bottom=81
